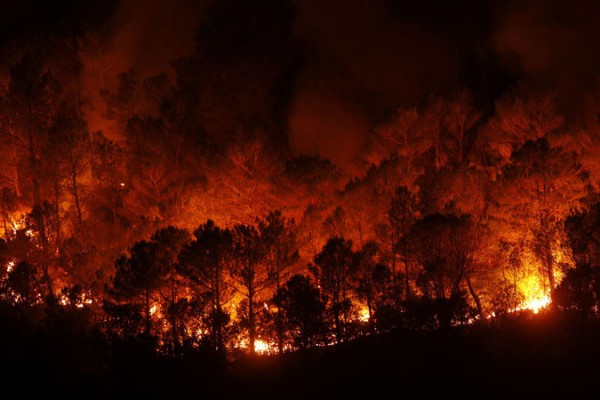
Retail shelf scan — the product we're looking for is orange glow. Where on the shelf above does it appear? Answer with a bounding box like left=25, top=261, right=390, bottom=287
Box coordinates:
left=521, top=295, right=551, bottom=314
left=6, top=260, right=15, bottom=273
left=236, top=338, right=272, bottom=355
left=515, top=271, right=553, bottom=314
left=358, top=306, right=370, bottom=322
left=254, top=339, right=269, bottom=355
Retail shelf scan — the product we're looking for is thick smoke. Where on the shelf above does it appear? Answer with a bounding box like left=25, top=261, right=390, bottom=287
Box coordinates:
left=493, top=0, right=600, bottom=121
left=288, top=0, right=459, bottom=166
left=288, top=86, right=368, bottom=166
left=80, top=0, right=209, bottom=135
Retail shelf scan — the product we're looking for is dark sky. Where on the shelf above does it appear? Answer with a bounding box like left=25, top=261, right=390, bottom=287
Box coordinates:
left=2, top=0, right=600, bottom=165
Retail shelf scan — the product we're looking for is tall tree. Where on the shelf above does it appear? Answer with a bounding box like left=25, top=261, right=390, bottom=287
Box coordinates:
left=151, top=226, right=191, bottom=355
left=444, top=89, right=481, bottom=165
left=312, top=237, right=355, bottom=343
left=230, top=224, right=269, bottom=355
left=389, top=186, right=418, bottom=295
left=404, top=214, right=478, bottom=327
left=494, top=139, right=588, bottom=292
left=258, top=210, right=300, bottom=353
left=109, top=240, right=165, bottom=335
left=273, top=274, right=326, bottom=350
left=4, top=55, right=63, bottom=302
left=178, top=220, right=233, bottom=353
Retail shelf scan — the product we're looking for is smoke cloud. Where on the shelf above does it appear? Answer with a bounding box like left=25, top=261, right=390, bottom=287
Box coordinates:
left=492, top=0, right=600, bottom=120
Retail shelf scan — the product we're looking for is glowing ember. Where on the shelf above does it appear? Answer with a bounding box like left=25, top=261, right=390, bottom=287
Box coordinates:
left=6, top=260, right=15, bottom=273
left=150, top=304, right=158, bottom=316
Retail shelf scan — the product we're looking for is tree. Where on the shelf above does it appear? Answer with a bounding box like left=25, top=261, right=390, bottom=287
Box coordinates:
left=484, top=86, right=564, bottom=163
left=273, top=274, right=325, bottom=350
left=444, top=89, right=481, bottom=165
left=109, top=240, right=165, bottom=335
left=178, top=220, right=233, bottom=353
left=150, top=226, right=191, bottom=355
left=90, top=132, right=126, bottom=226
left=421, top=96, right=447, bottom=173
left=4, top=55, right=63, bottom=302
left=494, top=139, right=588, bottom=292
left=230, top=224, right=269, bottom=355
left=388, top=186, right=418, bottom=295
left=258, top=210, right=300, bottom=353
left=48, top=107, right=91, bottom=228
left=353, top=241, right=399, bottom=331
left=365, top=107, right=420, bottom=166
left=312, top=237, right=355, bottom=343
left=404, top=214, right=479, bottom=327
left=553, top=263, right=600, bottom=320
left=5, top=261, right=40, bottom=306
left=565, top=202, right=600, bottom=268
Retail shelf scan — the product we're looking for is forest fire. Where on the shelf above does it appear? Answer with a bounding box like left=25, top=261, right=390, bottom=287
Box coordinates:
left=517, top=274, right=553, bottom=314
left=521, top=295, right=551, bottom=314
left=1, top=0, right=600, bottom=397
left=253, top=340, right=270, bottom=355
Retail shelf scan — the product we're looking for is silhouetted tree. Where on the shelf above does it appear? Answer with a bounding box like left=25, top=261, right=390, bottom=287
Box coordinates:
left=312, top=237, right=355, bottom=343
left=109, top=240, right=164, bottom=335
left=230, top=224, right=270, bottom=355
left=565, top=202, right=600, bottom=267
left=553, top=263, right=600, bottom=320
left=151, top=226, right=191, bottom=355
left=354, top=242, right=400, bottom=331
left=495, top=139, right=588, bottom=292
left=258, top=210, right=300, bottom=353
left=389, top=186, right=418, bottom=295
left=6, top=261, right=40, bottom=306
left=178, top=220, right=232, bottom=353
left=273, top=274, right=326, bottom=350
left=404, top=214, right=477, bottom=328
left=444, top=89, right=481, bottom=165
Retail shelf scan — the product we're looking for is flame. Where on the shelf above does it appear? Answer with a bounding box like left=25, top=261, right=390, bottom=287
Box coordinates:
left=521, top=295, right=551, bottom=314
left=254, top=339, right=269, bottom=354
left=359, top=306, right=370, bottom=322
left=6, top=260, right=15, bottom=273
left=516, top=273, right=552, bottom=314
left=150, top=304, right=158, bottom=316
left=236, top=337, right=272, bottom=354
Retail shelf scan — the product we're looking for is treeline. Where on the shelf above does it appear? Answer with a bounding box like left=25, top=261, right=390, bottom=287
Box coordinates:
left=1, top=200, right=600, bottom=359
left=0, top=0, right=600, bottom=359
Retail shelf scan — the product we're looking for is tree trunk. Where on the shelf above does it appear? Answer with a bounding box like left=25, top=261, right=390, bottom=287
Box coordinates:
left=145, top=288, right=152, bottom=335
left=248, top=286, right=255, bottom=355
left=465, top=274, right=483, bottom=317
left=170, top=282, right=180, bottom=357
left=70, top=153, right=83, bottom=226
left=54, top=179, right=61, bottom=244
left=214, top=266, right=224, bottom=353
left=404, top=253, right=410, bottom=299
left=29, top=125, right=54, bottom=304
left=275, top=267, right=284, bottom=354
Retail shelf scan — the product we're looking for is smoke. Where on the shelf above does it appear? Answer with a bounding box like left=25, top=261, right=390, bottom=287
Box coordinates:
left=80, top=0, right=210, bottom=135
left=288, top=86, right=368, bottom=167
left=287, top=0, right=459, bottom=166
left=492, top=0, right=600, bottom=120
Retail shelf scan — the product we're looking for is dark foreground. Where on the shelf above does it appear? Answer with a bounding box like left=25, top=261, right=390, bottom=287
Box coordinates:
left=2, top=311, right=599, bottom=399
